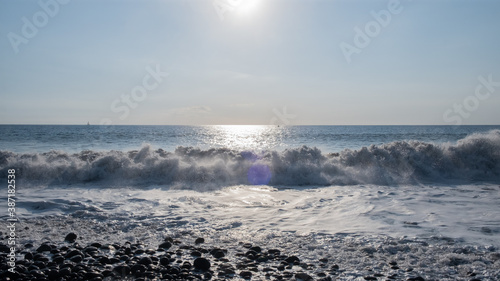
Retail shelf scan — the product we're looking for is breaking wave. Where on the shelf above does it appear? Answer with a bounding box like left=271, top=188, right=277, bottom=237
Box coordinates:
left=1, top=130, right=499, bottom=188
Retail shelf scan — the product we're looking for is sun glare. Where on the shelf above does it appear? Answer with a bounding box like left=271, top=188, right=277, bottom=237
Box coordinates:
left=234, top=0, right=262, bottom=17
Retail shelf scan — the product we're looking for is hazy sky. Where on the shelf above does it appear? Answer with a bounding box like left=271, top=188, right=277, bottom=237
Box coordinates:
left=1, top=0, right=499, bottom=125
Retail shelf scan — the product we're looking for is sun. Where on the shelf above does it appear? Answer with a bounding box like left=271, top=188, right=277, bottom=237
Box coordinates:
left=233, top=0, right=262, bottom=17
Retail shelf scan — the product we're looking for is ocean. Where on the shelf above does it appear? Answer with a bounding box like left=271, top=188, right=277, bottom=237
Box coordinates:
left=1, top=125, right=500, bottom=280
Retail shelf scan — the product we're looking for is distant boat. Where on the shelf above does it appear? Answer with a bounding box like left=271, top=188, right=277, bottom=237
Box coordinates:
left=87, top=122, right=90, bottom=126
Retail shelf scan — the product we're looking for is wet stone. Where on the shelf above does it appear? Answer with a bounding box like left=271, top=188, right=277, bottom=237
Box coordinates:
left=194, top=257, right=211, bottom=271
left=295, top=272, right=314, bottom=281
left=36, top=244, right=52, bottom=252
left=240, top=271, right=252, bottom=279
left=64, top=233, right=78, bottom=243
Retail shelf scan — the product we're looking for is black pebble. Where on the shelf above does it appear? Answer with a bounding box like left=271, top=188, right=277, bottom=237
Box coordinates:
left=285, top=255, right=300, bottom=264
left=65, top=233, right=78, bottom=243
left=407, top=277, right=425, bottom=281
left=114, top=265, right=131, bottom=276
left=70, top=255, right=83, bottom=263
left=36, top=244, right=52, bottom=252
left=211, top=249, right=225, bottom=259
left=59, top=267, right=71, bottom=277
left=138, top=256, right=152, bottom=266
left=240, top=271, right=252, bottom=279
left=250, top=246, right=262, bottom=253
left=158, top=241, right=172, bottom=250
left=65, top=249, right=84, bottom=259
left=24, top=252, right=33, bottom=260
left=194, top=257, right=211, bottom=271
left=195, top=237, right=205, bottom=244
left=296, top=272, right=314, bottom=281
left=131, top=264, right=147, bottom=275
left=160, top=257, right=171, bottom=266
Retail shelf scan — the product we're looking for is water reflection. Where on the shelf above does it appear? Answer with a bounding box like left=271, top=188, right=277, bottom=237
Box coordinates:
left=202, top=125, right=288, bottom=151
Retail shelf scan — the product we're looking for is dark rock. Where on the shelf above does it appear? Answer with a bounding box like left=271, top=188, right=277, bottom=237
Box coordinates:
left=84, top=271, right=103, bottom=279
left=124, top=247, right=132, bottom=255
left=256, top=256, right=269, bottom=263
left=296, top=272, right=314, bottom=281
left=131, top=264, right=147, bottom=275
left=47, top=269, right=60, bottom=279
left=102, top=269, right=114, bottom=277
left=268, top=249, right=281, bottom=256
left=195, top=237, right=205, bottom=244
left=242, top=243, right=252, bottom=248
left=194, top=257, right=211, bottom=271
left=160, top=257, right=171, bottom=266
left=83, top=246, right=98, bottom=253
left=52, top=255, right=64, bottom=264
left=64, top=233, right=78, bottom=243
left=114, top=265, right=131, bottom=276
left=167, top=266, right=180, bottom=275
left=191, top=250, right=202, bottom=257
left=134, top=249, right=145, bottom=255
left=65, top=249, right=84, bottom=259
left=36, top=244, right=52, bottom=252
left=138, top=256, right=152, bottom=266
left=24, top=252, right=33, bottom=260
left=158, top=241, right=172, bottom=250
left=182, top=261, right=192, bottom=269
left=99, top=257, right=110, bottom=265
left=211, top=249, right=225, bottom=259
left=364, top=277, right=377, bottom=281
left=407, top=277, right=425, bottom=281
left=59, top=267, right=71, bottom=277
left=24, top=243, right=34, bottom=248
left=69, top=255, right=83, bottom=263
left=250, top=246, right=262, bottom=253
left=285, top=256, right=300, bottom=264
left=0, top=243, right=10, bottom=253
left=240, top=271, right=252, bottom=279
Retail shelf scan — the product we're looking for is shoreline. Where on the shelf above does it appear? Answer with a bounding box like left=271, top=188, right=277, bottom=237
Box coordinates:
left=1, top=218, right=500, bottom=280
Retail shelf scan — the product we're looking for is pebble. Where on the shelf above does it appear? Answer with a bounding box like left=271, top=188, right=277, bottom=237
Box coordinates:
left=240, top=271, right=252, bottom=279
left=36, top=244, right=52, bottom=252
left=64, top=232, right=78, bottom=243
left=158, top=241, right=172, bottom=250
left=296, top=272, right=314, bottom=280
left=194, top=257, right=211, bottom=271
left=138, top=256, right=152, bottom=266
left=0, top=236, right=484, bottom=281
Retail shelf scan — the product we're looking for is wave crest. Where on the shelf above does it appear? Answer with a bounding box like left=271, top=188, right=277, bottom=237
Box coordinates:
left=1, top=130, right=499, bottom=188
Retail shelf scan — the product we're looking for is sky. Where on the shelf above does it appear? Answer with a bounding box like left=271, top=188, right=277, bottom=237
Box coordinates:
left=0, top=0, right=499, bottom=125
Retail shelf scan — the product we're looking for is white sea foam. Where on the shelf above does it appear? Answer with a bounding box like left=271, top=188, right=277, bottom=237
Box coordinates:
left=3, top=183, right=499, bottom=247
left=1, top=130, right=499, bottom=188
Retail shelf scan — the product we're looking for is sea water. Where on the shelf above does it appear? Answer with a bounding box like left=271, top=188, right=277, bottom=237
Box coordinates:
left=1, top=125, right=500, bottom=279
